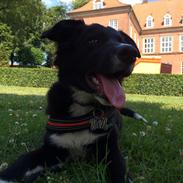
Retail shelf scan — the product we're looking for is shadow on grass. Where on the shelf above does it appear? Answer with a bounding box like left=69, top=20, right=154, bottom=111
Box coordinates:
left=0, top=93, right=183, bottom=183
left=0, top=93, right=47, bottom=163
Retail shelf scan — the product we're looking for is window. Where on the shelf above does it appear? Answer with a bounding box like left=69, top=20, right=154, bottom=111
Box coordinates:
left=143, top=38, right=155, bottom=54
left=93, top=0, right=104, bottom=10
left=109, top=19, right=118, bottom=30
left=146, top=15, right=154, bottom=28
left=180, top=35, right=183, bottom=52
left=180, top=16, right=183, bottom=24
left=160, top=36, right=173, bottom=53
left=181, top=62, right=183, bottom=74
left=163, top=14, right=172, bottom=26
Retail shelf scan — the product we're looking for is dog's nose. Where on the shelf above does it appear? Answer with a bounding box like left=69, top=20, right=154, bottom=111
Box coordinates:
left=116, top=43, right=140, bottom=62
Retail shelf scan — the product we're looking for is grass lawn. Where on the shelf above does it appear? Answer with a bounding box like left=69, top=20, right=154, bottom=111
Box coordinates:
left=0, top=85, right=183, bottom=183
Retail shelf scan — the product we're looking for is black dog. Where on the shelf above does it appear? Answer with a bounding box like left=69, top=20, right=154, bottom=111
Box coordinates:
left=0, top=20, right=141, bottom=183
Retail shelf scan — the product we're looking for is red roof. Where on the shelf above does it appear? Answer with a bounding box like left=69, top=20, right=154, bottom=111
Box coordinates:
left=133, top=0, right=183, bottom=29
left=71, top=0, right=128, bottom=13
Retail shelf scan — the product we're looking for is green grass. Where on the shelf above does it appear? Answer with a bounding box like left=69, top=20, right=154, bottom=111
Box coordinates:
left=0, top=86, right=183, bottom=183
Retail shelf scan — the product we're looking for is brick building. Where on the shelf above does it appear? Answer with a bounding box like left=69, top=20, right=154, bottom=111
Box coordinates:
left=68, top=0, right=183, bottom=74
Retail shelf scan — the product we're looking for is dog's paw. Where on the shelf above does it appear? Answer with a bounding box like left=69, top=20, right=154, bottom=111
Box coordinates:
left=134, top=113, right=148, bottom=123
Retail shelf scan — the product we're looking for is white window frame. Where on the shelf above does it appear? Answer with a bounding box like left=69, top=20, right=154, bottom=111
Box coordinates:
left=179, top=35, right=183, bottom=52
left=181, top=62, right=183, bottom=74
left=143, top=37, right=155, bottom=54
left=163, top=14, right=172, bottom=27
left=93, top=0, right=104, bottom=10
left=160, top=36, right=173, bottom=53
left=109, top=19, right=118, bottom=30
left=146, top=15, right=154, bottom=28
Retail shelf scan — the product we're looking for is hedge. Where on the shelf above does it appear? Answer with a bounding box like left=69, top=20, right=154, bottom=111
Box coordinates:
left=124, top=74, right=183, bottom=96
left=0, top=67, right=183, bottom=96
left=0, top=67, right=57, bottom=88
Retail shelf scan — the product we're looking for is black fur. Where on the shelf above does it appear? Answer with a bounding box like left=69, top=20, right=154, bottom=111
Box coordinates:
left=0, top=20, right=141, bottom=183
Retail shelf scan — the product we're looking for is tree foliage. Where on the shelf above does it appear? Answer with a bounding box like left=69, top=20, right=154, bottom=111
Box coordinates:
left=0, top=0, right=46, bottom=66
left=44, top=6, right=66, bottom=29
left=0, top=0, right=67, bottom=67
left=0, top=0, right=46, bottom=46
left=17, top=44, right=44, bottom=66
left=42, top=5, right=66, bottom=67
left=72, top=0, right=90, bottom=9
left=0, top=23, right=14, bottom=65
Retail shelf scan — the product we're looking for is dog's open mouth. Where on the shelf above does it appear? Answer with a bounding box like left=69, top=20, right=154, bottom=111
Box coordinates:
left=86, top=74, right=125, bottom=109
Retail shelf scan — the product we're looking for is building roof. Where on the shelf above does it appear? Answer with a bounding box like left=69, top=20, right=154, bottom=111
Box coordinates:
left=70, top=0, right=183, bottom=30
left=133, top=0, right=183, bottom=29
left=71, top=0, right=128, bottom=13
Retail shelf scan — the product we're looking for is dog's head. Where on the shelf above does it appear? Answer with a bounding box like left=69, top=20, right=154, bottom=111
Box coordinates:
left=42, top=20, right=140, bottom=111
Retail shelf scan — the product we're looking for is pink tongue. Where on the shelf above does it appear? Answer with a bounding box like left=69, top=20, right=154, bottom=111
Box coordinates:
left=97, top=75, right=126, bottom=109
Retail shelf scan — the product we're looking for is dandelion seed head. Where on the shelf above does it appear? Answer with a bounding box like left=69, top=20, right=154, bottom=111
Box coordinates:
left=152, top=121, right=158, bottom=126
left=140, top=131, right=146, bottom=137
left=146, top=125, right=152, bottom=131
left=32, top=114, right=37, bottom=118
left=15, top=121, right=19, bottom=125
left=8, top=109, right=13, bottom=112
left=9, top=138, right=15, bottom=143
left=165, top=127, right=171, bottom=132
left=132, top=132, right=137, bottom=136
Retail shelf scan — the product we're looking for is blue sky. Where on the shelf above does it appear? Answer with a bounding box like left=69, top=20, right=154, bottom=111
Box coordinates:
left=42, top=0, right=157, bottom=8
left=42, top=0, right=72, bottom=8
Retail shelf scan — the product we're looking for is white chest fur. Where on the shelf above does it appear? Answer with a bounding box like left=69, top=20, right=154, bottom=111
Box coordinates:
left=50, top=130, right=105, bottom=149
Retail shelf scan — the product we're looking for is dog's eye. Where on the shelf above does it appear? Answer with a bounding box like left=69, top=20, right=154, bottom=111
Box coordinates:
left=88, top=39, right=99, bottom=46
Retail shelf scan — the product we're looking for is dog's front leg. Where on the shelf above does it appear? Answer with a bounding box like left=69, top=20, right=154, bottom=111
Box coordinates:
left=0, top=145, right=69, bottom=183
left=108, top=145, right=126, bottom=183
left=107, top=130, right=126, bottom=183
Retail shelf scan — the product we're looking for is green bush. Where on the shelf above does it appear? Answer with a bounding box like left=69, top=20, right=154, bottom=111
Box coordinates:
left=17, top=45, right=44, bottom=66
left=0, top=67, right=183, bottom=96
left=0, top=67, right=57, bottom=88
left=124, top=74, right=183, bottom=96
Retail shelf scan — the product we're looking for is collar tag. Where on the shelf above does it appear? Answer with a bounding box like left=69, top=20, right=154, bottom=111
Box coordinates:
left=89, top=110, right=110, bottom=132
left=90, top=117, right=108, bottom=131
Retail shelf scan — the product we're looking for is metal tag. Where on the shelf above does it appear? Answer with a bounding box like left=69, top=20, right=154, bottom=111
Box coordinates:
left=89, top=116, right=109, bottom=131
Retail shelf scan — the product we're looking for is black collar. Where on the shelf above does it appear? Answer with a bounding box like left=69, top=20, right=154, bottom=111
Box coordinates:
left=46, top=109, right=114, bottom=133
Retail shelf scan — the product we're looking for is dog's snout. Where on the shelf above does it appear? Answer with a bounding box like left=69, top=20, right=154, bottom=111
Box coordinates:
left=116, top=43, right=140, bottom=62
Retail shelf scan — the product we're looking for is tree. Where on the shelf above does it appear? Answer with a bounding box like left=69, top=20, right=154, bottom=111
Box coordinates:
left=0, top=0, right=46, bottom=66
left=0, top=23, right=14, bottom=66
left=41, top=5, right=67, bottom=67
left=44, top=6, right=67, bottom=29
left=0, top=0, right=22, bottom=12
left=0, top=0, right=67, bottom=67
left=72, top=0, right=90, bottom=9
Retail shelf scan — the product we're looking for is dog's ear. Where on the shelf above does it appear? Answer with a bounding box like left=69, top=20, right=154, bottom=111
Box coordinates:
left=41, top=19, right=85, bottom=42
left=119, top=31, right=141, bottom=58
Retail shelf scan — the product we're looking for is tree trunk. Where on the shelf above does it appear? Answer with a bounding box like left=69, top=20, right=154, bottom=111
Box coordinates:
left=10, top=49, right=15, bottom=67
